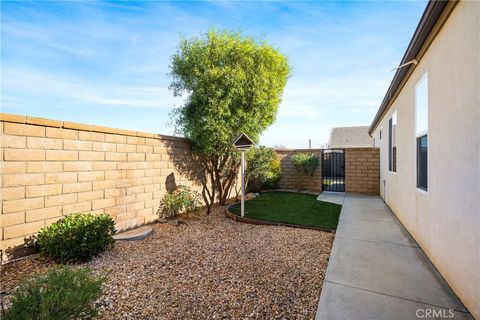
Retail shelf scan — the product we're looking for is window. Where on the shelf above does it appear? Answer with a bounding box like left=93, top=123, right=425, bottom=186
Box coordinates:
left=416, top=74, right=428, bottom=190
left=379, top=129, right=383, bottom=140
left=416, top=74, right=428, bottom=135
left=417, top=135, right=428, bottom=190
left=388, top=111, right=397, bottom=172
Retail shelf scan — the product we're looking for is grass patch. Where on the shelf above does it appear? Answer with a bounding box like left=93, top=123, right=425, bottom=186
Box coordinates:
left=229, top=191, right=342, bottom=229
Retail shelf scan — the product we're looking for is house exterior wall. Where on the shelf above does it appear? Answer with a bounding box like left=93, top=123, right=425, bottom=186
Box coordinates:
left=0, top=113, right=206, bottom=261
left=371, top=2, right=480, bottom=317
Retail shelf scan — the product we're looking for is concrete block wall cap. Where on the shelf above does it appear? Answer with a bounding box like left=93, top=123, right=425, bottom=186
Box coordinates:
left=63, top=121, right=93, bottom=131
left=0, top=112, right=190, bottom=142
left=156, top=134, right=188, bottom=142
left=0, top=113, right=27, bottom=123
left=93, top=125, right=117, bottom=135
left=26, top=116, right=62, bottom=128
left=274, top=148, right=323, bottom=152
left=116, top=128, right=138, bottom=137
left=344, top=147, right=380, bottom=151
left=136, top=131, right=154, bottom=138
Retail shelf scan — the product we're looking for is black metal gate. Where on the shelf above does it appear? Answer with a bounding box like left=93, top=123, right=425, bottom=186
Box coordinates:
left=322, top=149, right=345, bottom=192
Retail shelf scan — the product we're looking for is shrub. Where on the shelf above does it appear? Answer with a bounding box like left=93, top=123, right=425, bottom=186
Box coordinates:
left=159, top=185, right=202, bottom=219
left=291, top=153, right=320, bottom=190
left=37, top=213, right=115, bottom=264
left=246, top=147, right=281, bottom=192
left=263, top=157, right=281, bottom=190
left=2, top=266, right=104, bottom=320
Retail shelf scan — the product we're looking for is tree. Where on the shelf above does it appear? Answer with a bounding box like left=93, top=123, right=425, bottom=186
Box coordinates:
left=169, top=29, right=290, bottom=212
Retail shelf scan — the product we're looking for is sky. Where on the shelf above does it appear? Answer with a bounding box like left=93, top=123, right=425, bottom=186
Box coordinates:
left=1, top=0, right=427, bottom=148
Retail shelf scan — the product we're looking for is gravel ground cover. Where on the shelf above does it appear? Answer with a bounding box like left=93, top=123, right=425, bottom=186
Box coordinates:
left=1, top=207, right=334, bottom=319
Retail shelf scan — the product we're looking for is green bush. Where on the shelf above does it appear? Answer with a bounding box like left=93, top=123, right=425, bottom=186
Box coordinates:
left=37, top=213, right=115, bottom=264
left=2, top=266, right=104, bottom=320
left=246, top=147, right=281, bottom=192
left=159, top=185, right=202, bottom=219
left=263, top=157, right=281, bottom=190
left=291, top=153, right=320, bottom=189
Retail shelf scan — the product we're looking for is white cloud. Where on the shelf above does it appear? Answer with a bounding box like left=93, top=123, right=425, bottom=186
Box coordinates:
left=2, top=68, right=184, bottom=109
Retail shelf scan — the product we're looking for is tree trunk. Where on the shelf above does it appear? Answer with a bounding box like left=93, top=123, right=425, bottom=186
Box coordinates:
left=194, top=153, right=240, bottom=212
left=201, top=160, right=216, bottom=214
left=220, top=163, right=239, bottom=204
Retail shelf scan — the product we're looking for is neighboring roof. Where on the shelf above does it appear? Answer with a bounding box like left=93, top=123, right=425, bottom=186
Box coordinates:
left=329, top=126, right=373, bottom=148
left=368, top=0, right=455, bottom=134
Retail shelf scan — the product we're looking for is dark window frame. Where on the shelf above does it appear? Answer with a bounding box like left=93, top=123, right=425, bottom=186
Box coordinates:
left=416, top=134, right=428, bottom=191
left=388, top=114, right=397, bottom=173
left=388, top=119, right=392, bottom=171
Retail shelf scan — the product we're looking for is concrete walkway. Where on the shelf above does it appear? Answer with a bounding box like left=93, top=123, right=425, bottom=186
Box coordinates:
left=317, top=191, right=345, bottom=205
left=316, top=193, right=472, bottom=320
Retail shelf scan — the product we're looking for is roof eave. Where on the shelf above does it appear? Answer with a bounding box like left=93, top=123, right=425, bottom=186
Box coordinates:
left=368, top=0, right=452, bottom=135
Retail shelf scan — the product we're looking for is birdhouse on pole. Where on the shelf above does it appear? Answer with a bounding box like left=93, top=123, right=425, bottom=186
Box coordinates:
left=232, top=133, right=254, bottom=218
left=233, top=133, right=255, bottom=150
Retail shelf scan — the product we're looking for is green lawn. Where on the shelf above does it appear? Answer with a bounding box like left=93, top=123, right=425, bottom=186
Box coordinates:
left=229, top=191, right=342, bottom=230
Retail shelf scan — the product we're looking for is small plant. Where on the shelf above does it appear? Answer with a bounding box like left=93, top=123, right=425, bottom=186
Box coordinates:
left=159, top=185, right=202, bottom=219
left=291, top=153, right=320, bottom=190
left=2, top=266, right=104, bottom=320
left=37, top=213, right=115, bottom=264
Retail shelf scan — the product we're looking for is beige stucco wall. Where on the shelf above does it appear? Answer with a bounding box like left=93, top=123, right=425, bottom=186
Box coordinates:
left=371, top=2, right=480, bottom=318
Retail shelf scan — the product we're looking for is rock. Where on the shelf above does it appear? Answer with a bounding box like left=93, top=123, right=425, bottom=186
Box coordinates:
left=168, top=219, right=179, bottom=226
left=113, top=226, right=153, bottom=241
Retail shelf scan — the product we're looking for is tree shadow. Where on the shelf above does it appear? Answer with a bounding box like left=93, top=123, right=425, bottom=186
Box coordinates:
left=163, top=138, right=215, bottom=213
left=165, top=173, right=177, bottom=193
left=2, top=236, right=38, bottom=262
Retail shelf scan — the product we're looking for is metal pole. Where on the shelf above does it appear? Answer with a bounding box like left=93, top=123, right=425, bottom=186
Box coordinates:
left=241, top=150, right=245, bottom=217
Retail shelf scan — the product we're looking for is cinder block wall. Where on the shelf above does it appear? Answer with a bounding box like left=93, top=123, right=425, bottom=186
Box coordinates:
left=275, top=148, right=379, bottom=195
left=344, top=148, right=380, bottom=195
left=0, top=113, right=204, bottom=258
left=275, top=149, right=323, bottom=193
